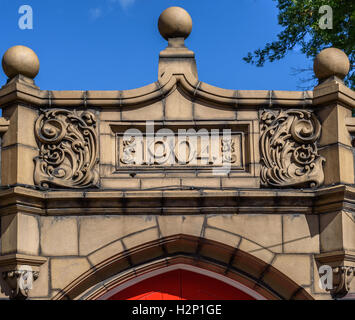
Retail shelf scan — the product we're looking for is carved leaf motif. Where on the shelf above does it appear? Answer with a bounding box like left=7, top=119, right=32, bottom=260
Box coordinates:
left=121, top=137, right=136, bottom=165
left=221, top=138, right=236, bottom=163
left=260, top=109, right=325, bottom=188
left=34, top=109, right=99, bottom=189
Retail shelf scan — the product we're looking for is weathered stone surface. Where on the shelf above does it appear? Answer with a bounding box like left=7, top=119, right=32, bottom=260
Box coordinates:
left=51, top=258, right=91, bottom=290
left=28, top=260, right=49, bottom=298
left=79, top=216, right=156, bottom=256
left=238, top=238, right=274, bottom=265
left=40, top=217, right=78, bottom=256
left=204, top=227, right=241, bottom=248
left=207, top=215, right=283, bottom=253
left=2, top=45, right=40, bottom=79
left=314, top=48, right=350, bottom=81
left=158, top=215, right=204, bottom=238
left=1, top=214, right=39, bottom=255
left=283, top=215, right=319, bottom=253
left=271, top=254, right=311, bottom=286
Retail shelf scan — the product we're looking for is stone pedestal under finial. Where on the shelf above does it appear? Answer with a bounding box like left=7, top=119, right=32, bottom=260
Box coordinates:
left=158, top=7, right=197, bottom=79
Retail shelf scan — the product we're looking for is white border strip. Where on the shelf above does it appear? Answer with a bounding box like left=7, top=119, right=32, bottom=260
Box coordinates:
left=98, top=264, right=266, bottom=300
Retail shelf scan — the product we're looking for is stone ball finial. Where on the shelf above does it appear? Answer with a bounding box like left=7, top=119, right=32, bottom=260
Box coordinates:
left=313, top=48, right=350, bottom=81
left=2, top=45, right=40, bottom=79
left=158, top=7, right=192, bottom=40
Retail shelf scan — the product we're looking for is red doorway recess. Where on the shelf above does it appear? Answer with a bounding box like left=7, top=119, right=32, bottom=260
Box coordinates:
left=108, top=269, right=256, bottom=300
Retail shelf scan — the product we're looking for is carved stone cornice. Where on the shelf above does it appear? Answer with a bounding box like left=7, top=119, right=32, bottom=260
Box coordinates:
left=0, top=71, right=314, bottom=109
left=0, top=184, right=354, bottom=217
left=0, top=254, right=47, bottom=300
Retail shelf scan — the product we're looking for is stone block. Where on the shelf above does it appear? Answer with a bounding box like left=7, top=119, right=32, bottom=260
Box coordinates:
left=141, top=178, right=180, bottom=190
left=1, top=214, right=39, bottom=255
left=271, top=254, right=311, bottom=286
left=40, top=217, right=78, bottom=256
left=283, top=215, right=319, bottom=253
left=207, top=214, right=282, bottom=252
left=194, top=103, right=236, bottom=120
left=181, top=178, right=220, bottom=188
left=28, top=260, right=49, bottom=298
left=320, top=212, right=343, bottom=252
left=158, top=215, right=204, bottom=238
left=50, top=257, right=91, bottom=290
left=238, top=238, right=274, bottom=265
left=101, top=178, right=140, bottom=189
left=79, top=216, right=156, bottom=256
left=121, top=101, right=164, bottom=121
left=164, top=87, right=193, bottom=120
left=204, top=227, right=241, bottom=248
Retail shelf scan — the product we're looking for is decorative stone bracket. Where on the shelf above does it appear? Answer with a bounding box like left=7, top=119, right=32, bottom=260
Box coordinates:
left=331, top=266, right=355, bottom=299
left=0, top=254, right=47, bottom=300
left=316, top=251, right=355, bottom=299
left=0, top=117, right=10, bottom=135
left=345, top=117, right=355, bottom=147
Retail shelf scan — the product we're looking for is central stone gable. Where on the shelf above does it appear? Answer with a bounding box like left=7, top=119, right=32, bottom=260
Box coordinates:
left=98, top=78, right=260, bottom=190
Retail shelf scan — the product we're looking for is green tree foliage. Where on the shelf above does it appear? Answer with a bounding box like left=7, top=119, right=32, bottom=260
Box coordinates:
left=244, top=0, right=355, bottom=89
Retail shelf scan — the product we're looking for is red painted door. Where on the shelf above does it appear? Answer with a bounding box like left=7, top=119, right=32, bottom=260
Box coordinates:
left=109, top=269, right=255, bottom=300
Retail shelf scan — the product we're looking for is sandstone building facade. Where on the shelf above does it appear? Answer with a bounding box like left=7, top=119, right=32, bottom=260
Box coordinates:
left=0, top=7, right=354, bottom=300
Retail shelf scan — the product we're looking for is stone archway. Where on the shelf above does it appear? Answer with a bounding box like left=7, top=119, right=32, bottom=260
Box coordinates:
left=100, top=264, right=264, bottom=300
left=52, top=235, right=313, bottom=300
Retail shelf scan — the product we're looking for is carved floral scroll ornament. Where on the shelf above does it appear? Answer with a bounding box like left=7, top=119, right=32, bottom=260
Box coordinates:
left=221, top=138, right=237, bottom=163
left=260, top=109, right=325, bottom=188
left=34, top=109, right=99, bottom=189
left=121, top=137, right=136, bottom=165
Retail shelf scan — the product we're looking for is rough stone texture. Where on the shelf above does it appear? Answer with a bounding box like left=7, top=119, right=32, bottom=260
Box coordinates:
left=1, top=213, right=39, bottom=255
left=158, top=215, right=204, bottom=238
left=238, top=238, right=274, bottom=265
left=40, top=217, right=78, bottom=256
left=320, top=211, right=344, bottom=252
left=271, top=254, right=311, bottom=286
left=164, top=88, right=193, bottom=120
left=79, top=216, right=156, bottom=256
left=204, top=227, right=241, bottom=248
left=28, top=260, right=49, bottom=298
left=283, top=215, right=319, bottom=253
left=207, top=215, right=283, bottom=253
left=50, top=257, right=91, bottom=290
left=87, top=240, right=124, bottom=267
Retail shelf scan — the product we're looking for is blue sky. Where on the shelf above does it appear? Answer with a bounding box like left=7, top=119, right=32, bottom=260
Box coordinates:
left=0, top=0, right=315, bottom=91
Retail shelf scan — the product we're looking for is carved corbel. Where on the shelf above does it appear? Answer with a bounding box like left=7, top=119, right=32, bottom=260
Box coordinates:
left=2, top=269, right=40, bottom=300
left=316, top=251, right=355, bottom=299
left=345, top=117, right=355, bottom=146
left=331, top=266, right=355, bottom=299
left=0, top=254, right=46, bottom=300
left=0, top=117, right=10, bottom=135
